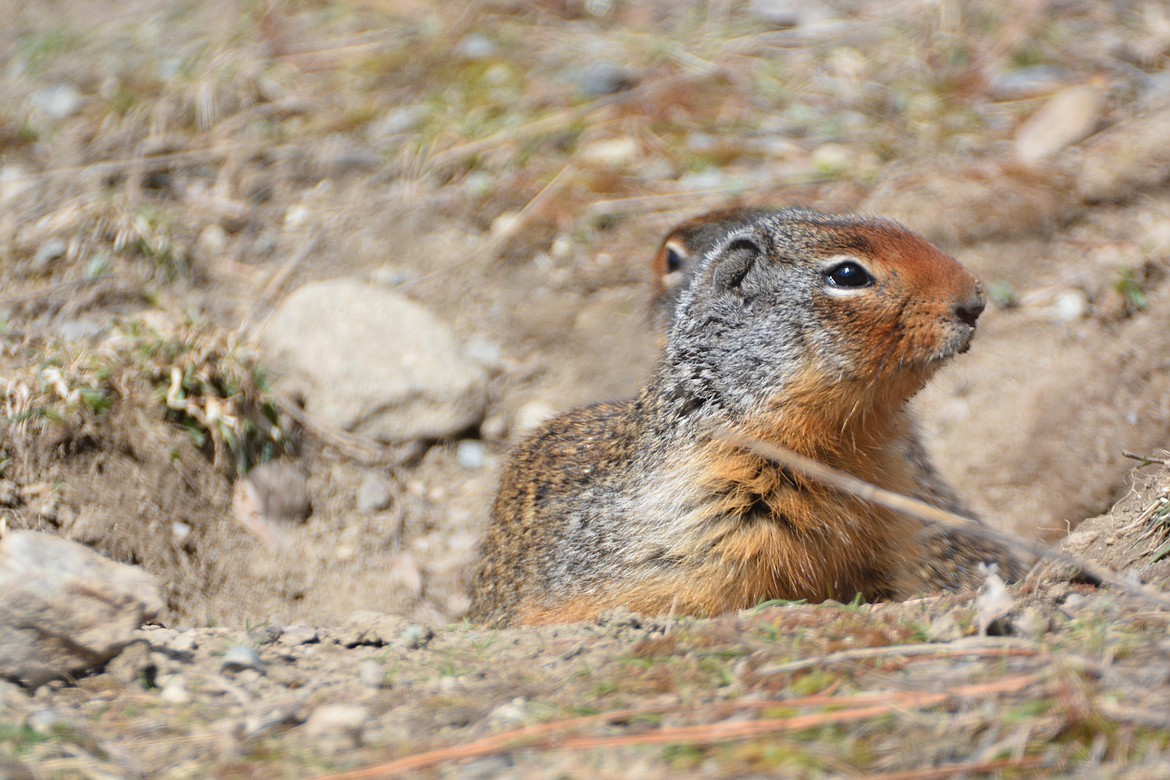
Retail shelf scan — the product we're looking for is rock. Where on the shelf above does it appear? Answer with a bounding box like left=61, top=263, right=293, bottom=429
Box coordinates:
left=26, top=709, right=64, bottom=736
left=32, top=238, right=68, bottom=271
left=221, top=645, right=265, bottom=674
left=170, top=631, right=198, bottom=653
left=335, top=610, right=433, bottom=649
left=374, top=105, right=429, bottom=137
left=513, top=401, right=556, bottom=436
left=0, top=531, right=163, bottom=689
left=487, top=697, right=529, bottom=728
left=747, top=0, right=835, bottom=28
left=238, top=462, right=312, bottom=525
left=455, top=34, right=496, bottom=60
left=171, top=521, right=192, bottom=545
left=197, top=224, right=228, bottom=258
left=0, top=480, right=18, bottom=508
left=925, top=612, right=961, bottom=643
left=278, top=625, right=319, bottom=646
left=315, top=135, right=382, bottom=177
left=303, top=703, right=368, bottom=749
left=976, top=565, right=1015, bottom=637
left=103, top=640, right=156, bottom=686
left=260, top=279, right=488, bottom=442
left=30, top=84, right=83, bottom=120
left=1076, top=100, right=1170, bottom=201
left=455, top=440, right=486, bottom=471
left=358, top=659, right=386, bottom=689
left=54, top=319, right=104, bottom=342
left=1015, top=83, right=1105, bottom=164
left=399, top=623, right=433, bottom=650
left=160, top=674, right=191, bottom=704
left=579, top=137, right=639, bottom=168
left=357, top=472, right=393, bottom=513
left=988, top=65, right=1069, bottom=100
left=463, top=334, right=503, bottom=371
left=574, top=61, right=634, bottom=97
left=387, top=552, right=423, bottom=601
left=232, top=462, right=311, bottom=549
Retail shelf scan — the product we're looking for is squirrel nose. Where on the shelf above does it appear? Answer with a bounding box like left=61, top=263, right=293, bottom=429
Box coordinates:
left=954, top=295, right=985, bottom=328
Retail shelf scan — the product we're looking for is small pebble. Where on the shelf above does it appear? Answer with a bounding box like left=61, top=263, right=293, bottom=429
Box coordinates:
left=197, top=224, right=228, bottom=258
left=574, top=61, right=633, bottom=97
left=456, top=440, right=486, bottom=471
left=1014, top=606, right=1050, bottom=641
left=514, top=401, right=557, bottom=436
left=464, top=335, right=503, bottom=371
left=30, top=84, right=83, bottom=120
left=171, top=522, right=192, bottom=544
left=487, top=697, right=528, bottom=728
left=26, top=710, right=63, bottom=737
left=357, top=472, right=393, bottom=513
left=455, top=34, right=496, bottom=60
left=1053, top=289, right=1089, bottom=322
left=159, top=674, right=191, bottom=704
left=32, top=238, right=68, bottom=271
left=926, top=613, right=961, bottom=643
left=400, top=623, right=434, bottom=650
left=1059, top=593, right=1088, bottom=618
left=279, top=625, right=319, bottom=646
left=221, top=645, right=265, bottom=674
left=170, top=630, right=198, bottom=654
left=579, top=137, right=639, bottom=168
left=304, top=703, right=369, bottom=746
left=376, top=104, right=428, bottom=137
left=358, top=659, right=386, bottom=689
left=0, top=479, right=19, bottom=507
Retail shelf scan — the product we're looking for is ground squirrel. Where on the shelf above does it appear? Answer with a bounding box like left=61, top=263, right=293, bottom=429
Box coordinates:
left=471, top=207, right=1023, bottom=627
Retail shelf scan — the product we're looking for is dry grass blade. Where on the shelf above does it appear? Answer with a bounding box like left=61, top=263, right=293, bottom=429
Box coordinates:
left=314, top=675, right=1038, bottom=779
left=755, top=637, right=1040, bottom=676
left=718, top=430, right=1170, bottom=611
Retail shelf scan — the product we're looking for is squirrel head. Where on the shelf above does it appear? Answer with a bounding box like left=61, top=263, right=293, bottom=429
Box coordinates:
left=660, top=207, right=985, bottom=421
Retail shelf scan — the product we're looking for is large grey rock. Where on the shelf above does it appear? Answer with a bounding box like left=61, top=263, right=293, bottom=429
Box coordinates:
left=0, top=531, right=163, bottom=688
left=261, top=279, right=487, bottom=442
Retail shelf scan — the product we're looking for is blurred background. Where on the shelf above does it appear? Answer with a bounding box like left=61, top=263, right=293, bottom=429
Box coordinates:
left=2, top=0, right=1170, bottom=627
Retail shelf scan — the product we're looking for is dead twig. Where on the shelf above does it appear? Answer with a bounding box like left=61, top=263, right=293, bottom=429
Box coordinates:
left=313, top=674, right=1038, bottom=779
left=718, top=431, right=1170, bottom=611
left=1123, top=449, right=1170, bottom=466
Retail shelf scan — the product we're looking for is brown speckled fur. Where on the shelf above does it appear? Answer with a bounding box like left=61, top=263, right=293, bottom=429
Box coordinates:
left=469, top=207, right=1024, bottom=628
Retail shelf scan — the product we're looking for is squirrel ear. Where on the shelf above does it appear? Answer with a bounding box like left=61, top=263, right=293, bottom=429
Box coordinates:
left=712, top=236, right=764, bottom=294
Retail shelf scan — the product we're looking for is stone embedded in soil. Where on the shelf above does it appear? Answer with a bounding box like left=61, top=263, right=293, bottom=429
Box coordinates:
left=260, top=279, right=488, bottom=442
left=358, top=658, right=386, bottom=689
left=335, top=610, right=434, bottom=649
left=357, top=471, right=393, bottom=513
left=221, top=645, right=265, bottom=674
left=0, top=531, right=163, bottom=689
left=278, top=625, right=319, bottom=646
left=1014, top=83, right=1105, bottom=164
left=303, top=703, right=369, bottom=750
left=456, top=440, right=486, bottom=470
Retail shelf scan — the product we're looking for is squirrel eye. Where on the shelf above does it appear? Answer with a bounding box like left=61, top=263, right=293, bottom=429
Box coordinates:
left=824, top=261, right=873, bottom=289
left=664, top=246, right=684, bottom=272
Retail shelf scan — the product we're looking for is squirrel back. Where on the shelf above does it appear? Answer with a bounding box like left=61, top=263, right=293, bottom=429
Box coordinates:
left=471, top=208, right=1018, bottom=627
